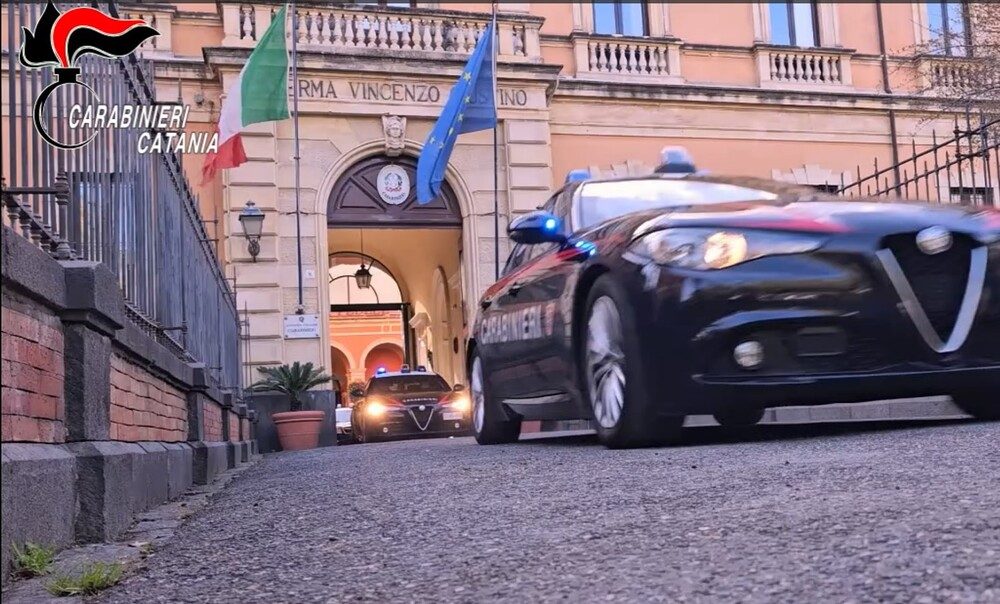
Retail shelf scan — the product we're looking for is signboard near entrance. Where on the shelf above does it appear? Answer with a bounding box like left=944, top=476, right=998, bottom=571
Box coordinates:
left=284, top=314, right=320, bottom=339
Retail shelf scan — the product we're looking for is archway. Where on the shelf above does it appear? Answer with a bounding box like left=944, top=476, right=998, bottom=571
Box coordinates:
left=327, top=153, right=466, bottom=387
left=330, top=346, right=352, bottom=405
left=364, top=342, right=405, bottom=378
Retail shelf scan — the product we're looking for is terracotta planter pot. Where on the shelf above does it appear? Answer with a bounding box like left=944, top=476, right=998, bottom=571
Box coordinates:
left=272, top=410, right=325, bottom=451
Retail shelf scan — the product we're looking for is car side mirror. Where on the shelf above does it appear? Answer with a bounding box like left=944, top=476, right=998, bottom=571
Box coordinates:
left=453, top=384, right=465, bottom=392
left=508, top=211, right=566, bottom=245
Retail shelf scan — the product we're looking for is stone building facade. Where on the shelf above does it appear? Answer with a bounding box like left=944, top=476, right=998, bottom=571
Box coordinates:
left=118, top=1, right=984, bottom=390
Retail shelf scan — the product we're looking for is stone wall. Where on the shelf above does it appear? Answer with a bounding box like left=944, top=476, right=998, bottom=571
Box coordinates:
left=0, top=226, right=258, bottom=583
left=1, top=294, right=65, bottom=443
left=109, top=354, right=188, bottom=442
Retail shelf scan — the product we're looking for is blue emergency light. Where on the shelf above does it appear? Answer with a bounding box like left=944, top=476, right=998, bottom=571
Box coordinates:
left=544, top=218, right=557, bottom=231
left=376, top=367, right=387, bottom=375
left=654, top=146, right=697, bottom=175
left=565, top=168, right=591, bottom=184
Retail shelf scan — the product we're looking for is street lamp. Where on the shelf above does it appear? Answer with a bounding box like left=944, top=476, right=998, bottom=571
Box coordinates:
left=238, top=201, right=264, bottom=262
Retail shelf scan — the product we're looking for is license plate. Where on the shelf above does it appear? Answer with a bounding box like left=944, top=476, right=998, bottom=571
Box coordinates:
left=443, top=412, right=462, bottom=421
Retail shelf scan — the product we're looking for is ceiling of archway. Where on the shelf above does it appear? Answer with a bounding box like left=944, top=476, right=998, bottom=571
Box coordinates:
left=327, top=155, right=461, bottom=228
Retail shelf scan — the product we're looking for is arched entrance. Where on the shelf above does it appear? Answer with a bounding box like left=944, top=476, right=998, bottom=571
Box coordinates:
left=364, top=342, right=405, bottom=378
left=327, top=154, right=467, bottom=386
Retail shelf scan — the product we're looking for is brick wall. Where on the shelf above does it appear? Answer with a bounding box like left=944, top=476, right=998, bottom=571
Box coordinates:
left=228, top=413, right=239, bottom=442
left=109, top=354, right=188, bottom=442
left=1, top=299, right=65, bottom=443
left=203, top=401, right=223, bottom=442
left=241, top=417, right=251, bottom=441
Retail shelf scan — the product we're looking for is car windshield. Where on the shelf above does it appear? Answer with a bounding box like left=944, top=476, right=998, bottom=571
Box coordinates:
left=578, top=179, right=781, bottom=228
left=368, top=375, right=450, bottom=395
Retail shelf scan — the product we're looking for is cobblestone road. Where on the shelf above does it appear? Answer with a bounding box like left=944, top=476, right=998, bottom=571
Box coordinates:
left=102, top=419, right=1000, bottom=603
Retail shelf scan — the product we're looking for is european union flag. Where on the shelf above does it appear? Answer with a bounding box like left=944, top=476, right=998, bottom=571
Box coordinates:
left=416, top=22, right=497, bottom=204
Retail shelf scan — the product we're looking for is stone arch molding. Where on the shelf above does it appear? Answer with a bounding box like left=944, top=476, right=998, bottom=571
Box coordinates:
left=317, top=138, right=485, bottom=311
left=360, top=339, right=406, bottom=367
left=330, top=342, right=356, bottom=372
left=772, top=164, right=852, bottom=188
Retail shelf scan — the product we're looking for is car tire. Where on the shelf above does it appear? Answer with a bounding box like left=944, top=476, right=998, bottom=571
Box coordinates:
left=582, top=275, right=684, bottom=449
left=713, top=408, right=765, bottom=427
left=951, top=393, right=1000, bottom=421
left=470, top=352, right=521, bottom=445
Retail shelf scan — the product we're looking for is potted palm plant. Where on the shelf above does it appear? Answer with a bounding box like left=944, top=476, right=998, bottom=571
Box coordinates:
left=250, top=362, right=335, bottom=451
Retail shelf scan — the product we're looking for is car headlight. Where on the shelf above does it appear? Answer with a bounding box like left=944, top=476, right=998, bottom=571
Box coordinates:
left=366, top=399, right=389, bottom=417
left=630, top=228, right=824, bottom=270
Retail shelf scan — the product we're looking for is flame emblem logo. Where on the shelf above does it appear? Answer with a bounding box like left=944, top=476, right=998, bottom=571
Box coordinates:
left=18, top=1, right=158, bottom=149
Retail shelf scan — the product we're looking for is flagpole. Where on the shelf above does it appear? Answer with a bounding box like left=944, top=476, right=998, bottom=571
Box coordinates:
left=491, top=2, right=500, bottom=281
left=290, top=0, right=304, bottom=312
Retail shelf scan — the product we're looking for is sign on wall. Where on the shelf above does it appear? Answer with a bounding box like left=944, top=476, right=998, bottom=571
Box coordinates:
left=376, top=165, right=410, bottom=205
left=284, top=314, right=320, bottom=339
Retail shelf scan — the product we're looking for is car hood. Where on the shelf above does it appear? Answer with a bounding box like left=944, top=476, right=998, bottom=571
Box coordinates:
left=631, top=200, right=1000, bottom=240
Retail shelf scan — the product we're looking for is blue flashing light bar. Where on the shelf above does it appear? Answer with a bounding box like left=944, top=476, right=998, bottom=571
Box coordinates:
left=375, top=367, right=387, bottom=375
left=565, top=168, right=591, bottom=184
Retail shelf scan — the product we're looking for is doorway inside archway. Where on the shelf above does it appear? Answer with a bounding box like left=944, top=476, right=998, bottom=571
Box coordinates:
left=327, top=153, right=467, bottom=389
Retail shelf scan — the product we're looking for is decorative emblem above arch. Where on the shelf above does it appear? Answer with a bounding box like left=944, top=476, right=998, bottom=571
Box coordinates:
left=327, top=154, right=461, bottom=228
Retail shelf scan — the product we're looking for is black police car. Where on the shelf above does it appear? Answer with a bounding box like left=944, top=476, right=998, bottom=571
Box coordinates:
left=350, top=366, right=471, bottom=443
left=468, top=148, right=1000, bottom=448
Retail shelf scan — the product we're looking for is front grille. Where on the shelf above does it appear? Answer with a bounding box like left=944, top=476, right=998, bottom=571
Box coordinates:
left=883, top=233, right=975, bottom=337
left=407, top=406, right=434, bottom=430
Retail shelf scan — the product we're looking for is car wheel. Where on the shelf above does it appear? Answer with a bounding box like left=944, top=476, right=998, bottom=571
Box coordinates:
left=470, top=352, right=521, bottom=445
left=952, top=393, right=1000, bottom=421
left=583, top=275, right=683, bottom=449
left=713, top=408, right=765, bottom=427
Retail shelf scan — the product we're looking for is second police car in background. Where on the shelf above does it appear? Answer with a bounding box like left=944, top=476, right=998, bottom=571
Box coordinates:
left=350, top=366, right=472, bottom=443
left=468, top=148, right=1000, bottom=449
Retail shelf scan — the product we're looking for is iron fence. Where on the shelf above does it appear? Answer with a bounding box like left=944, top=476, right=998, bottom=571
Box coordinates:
left=837, top=113, right=1000, bottom=207
left=1, top=1, right=242, bottom=393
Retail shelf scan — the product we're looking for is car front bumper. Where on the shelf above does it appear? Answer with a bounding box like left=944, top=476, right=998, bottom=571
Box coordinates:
left=622, top=246, right=1000, bottom=415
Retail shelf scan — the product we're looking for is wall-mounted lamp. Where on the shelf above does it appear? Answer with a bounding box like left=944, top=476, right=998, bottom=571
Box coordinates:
left=238, top=200, right=264, bottom=262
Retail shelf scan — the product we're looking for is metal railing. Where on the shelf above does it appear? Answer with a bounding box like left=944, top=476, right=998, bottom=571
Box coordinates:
left=837, top=113, right=1000, bottom=207
left=2, top=1, right=242, bottom=393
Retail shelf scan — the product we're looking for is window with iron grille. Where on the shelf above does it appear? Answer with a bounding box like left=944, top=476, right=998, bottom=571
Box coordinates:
left=926, top=1, right=972, bottom=57
left=769, top=1, right=819, bottom=47
left=593, top=1, right=648, bottom=36
left=949, top=186, right=992, bottom=205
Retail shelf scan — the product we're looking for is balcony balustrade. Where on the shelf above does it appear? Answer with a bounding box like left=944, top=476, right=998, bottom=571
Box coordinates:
left=754, top=45, right=853, bottom=90
left=570, top=34, right=682, bottom=84
left=223, top=3, right=542, bottom=63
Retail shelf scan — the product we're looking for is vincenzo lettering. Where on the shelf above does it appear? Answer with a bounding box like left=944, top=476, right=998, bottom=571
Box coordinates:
left=295, top=78, right=529, bottom=107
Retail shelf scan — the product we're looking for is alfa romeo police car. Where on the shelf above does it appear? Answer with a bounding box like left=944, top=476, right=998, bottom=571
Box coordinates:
left=468, top=148, right=1000, bottom=449
left=350, top=366, right=471, bottom=443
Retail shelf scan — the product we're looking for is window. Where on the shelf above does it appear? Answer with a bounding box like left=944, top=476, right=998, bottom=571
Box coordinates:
left=949, top=186, right=992, bottom=205
left=577, top=179, right=780, bottom=229
left=593, top=2, right=648, bottom=36
left=367, top=374, right=450, bottom=395
left=927, top=2, right=971, bottom=56
left=502, top=244, right=529, bottom=276
left=769, top=1, right=819, bottom=47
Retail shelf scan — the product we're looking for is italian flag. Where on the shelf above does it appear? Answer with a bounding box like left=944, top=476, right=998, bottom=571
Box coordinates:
left=201, top=6, right=289, bottom=185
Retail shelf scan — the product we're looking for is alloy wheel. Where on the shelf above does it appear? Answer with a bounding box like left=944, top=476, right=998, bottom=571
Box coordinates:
left=471, top=356, right=486, bottom=434
left=586, top=296, right=626, bottom=429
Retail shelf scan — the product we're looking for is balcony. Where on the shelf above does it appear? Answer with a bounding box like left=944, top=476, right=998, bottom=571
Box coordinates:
left=919, top=55, right=998, bottom=95
left=754, top=45, right=853, bottom=91
left=222, top=3, right=542, bottom=63
left=570, top=34, right=682, bottom=85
